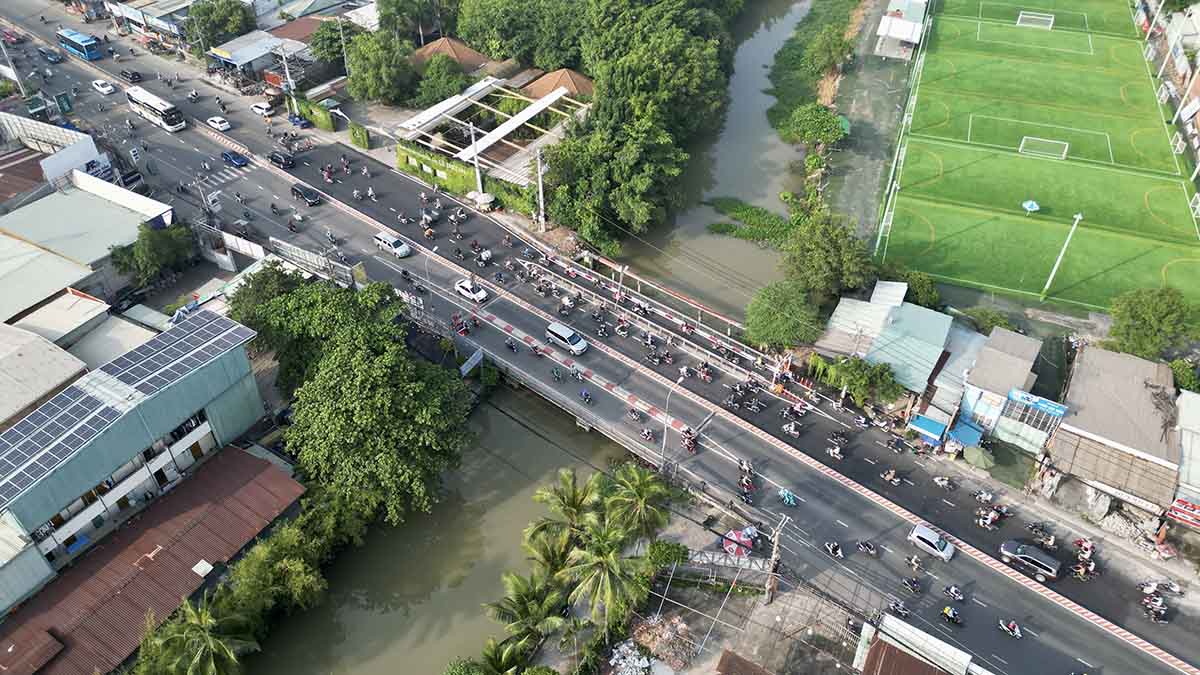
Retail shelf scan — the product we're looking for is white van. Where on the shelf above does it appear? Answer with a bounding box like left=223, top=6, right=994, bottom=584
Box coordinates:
left=907, top=523, right=955, bottom=562
left=546, top=322, right=588, bottom=356
left=374, top=231, right=411, bottom=258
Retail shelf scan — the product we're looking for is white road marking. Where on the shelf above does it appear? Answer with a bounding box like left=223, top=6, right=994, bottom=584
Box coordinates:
left=926, top=572, right=939, bottom=580
left=1025, top=628, right=1039, bottom=637
left=903, top=478, right=915, bottom=486
left=937, top=626, right=952, bottom=636
left=1076, top=658, right=1093, bottom=668
left=272, top=195, right=280, bottom=200
left=972, top=598, right=987, bottom=607
left=880, top=545, right=894, bottom=553
left=303, top=161, right=312, bottom=166
left=257, top=184, right=265, bottom=190
left=863, top=457, right=877, bottom=465
left=836, top=520, right=849, bottom=528
left=942, top=499, right=955, bottom=507
left=992, top=654, right=1008, bottom=665
left=796, top=495, right=806, bottom=502
left=389, top=207, right=396, bottom=212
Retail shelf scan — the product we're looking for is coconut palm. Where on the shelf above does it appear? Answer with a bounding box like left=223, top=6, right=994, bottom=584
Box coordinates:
left=557, top=540, right=645, bottom=627
left=523, top=528, right=573, bottom=578
left=154, top=591, right=259, bottom=675
left=606, top=463, right=671, bottom=541
left=557, top=616, right=590, bottom=670
left=477, top=637, right=526, bottom=675
left=526, top=468, right=604, bottom=543
left=483, top=571, right=565, bottom=647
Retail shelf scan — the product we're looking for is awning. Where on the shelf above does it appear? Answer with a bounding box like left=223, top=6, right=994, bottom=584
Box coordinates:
left=949, top=419, right=984, bottom=448
left=909, top=414, right=947, bottom=444
left=878, top=15, right=923, bottom=43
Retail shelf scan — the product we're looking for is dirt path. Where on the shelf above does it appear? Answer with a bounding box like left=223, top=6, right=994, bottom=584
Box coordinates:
left=817, top=0, right=874, bottom=106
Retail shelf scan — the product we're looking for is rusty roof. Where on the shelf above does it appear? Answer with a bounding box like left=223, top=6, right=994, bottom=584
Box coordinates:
left=522, top=68, right=594, bottom=100
left=0, top=148, right=47, bottom=202
left=268, top=16, right=324, bottom=44
left=411, top=37, right=489, bottom=73
left=0, top=448, right=304, bottom=675
left=861, top=638, right=946, bottom=675
left=716, top=650, right=773, bottom=675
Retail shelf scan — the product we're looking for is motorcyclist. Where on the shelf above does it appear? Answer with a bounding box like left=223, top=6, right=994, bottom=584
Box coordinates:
left=945, top=584, right=962, bottom=599
left=352, top=189, right=361, bottom=200
left=1006, top=620, right=1019, bottom=634
left=825, top=541, right=842, bottom=558
left=640, top=428, right=653, bottom=441
left=269, top=202, right=278, bottom=215
left=942, top=606, right=959, bottom=622
left=906, top=555, right=921, bottom=570
left=882, top=468, right=897, bottom=482
left=366, top=186, right=375, bottom=199
left=234, top=191, right=244, bottom=204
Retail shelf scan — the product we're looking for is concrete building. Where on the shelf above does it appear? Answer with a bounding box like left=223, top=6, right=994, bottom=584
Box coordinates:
left=0, top=309, right=263, bottom=619
left=875, top=0, right=928, bottom=61
left=1048, top=347, right=1180, bottom=513
left=0, top=236, right=94, bottom=323
left=0, top=326, right=88, bottom=432
left=1169, top=390, right=1200, bottom=528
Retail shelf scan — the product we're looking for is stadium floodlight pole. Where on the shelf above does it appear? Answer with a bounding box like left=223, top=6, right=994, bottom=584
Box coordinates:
left=1041, top=213, right=1083, bottom=301
left=1174, top=67, right=1200, bottom=123
left=1156, top=35, right=1178, bottom=80
left=1146, top=2, right=1165, bottom=43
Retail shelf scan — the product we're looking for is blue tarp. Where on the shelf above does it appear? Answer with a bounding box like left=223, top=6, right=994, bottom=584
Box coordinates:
left=949, top=419, right=984, bottom=448
left=909, top=415, right=947, bottom=444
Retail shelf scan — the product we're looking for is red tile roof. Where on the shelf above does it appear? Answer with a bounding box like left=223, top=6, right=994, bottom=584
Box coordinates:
left=0, top=449, right=304, bottom=675
left=522, top=68, right=594, bottom=99
left=267, top=16, right=324, bottom=44
left=0, top=148, right=47, bottom=202
left=861, top=638, right=945, bottom=675
left=411, top=37, right=489, bottom=73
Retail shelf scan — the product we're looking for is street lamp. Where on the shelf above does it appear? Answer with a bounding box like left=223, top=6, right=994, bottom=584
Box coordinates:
left=660, top=376, right=686, bottom=467
left=424, top=246, right=438, bottom=283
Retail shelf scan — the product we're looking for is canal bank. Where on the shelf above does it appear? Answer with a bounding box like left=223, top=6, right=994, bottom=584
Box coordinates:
left=248, top=387, right=624, bottom=675
left=620, top=0, right=813, bottom=319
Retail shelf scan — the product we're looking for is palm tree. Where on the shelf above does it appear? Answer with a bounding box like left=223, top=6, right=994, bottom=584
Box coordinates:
left=523, top=528, right=573, bottom=578
left=606, top=463, right=671, bottom=541
left=557, top=541, right=646, bottom=627
left=477, top=637, right=526, bottom=675
left=483, top=572, right=566, bottom=647
left=557, top=616, right=589, bottom=671
left=526, top=468, right=604, bottom=542
left=155, top=591, right=259, bottom=675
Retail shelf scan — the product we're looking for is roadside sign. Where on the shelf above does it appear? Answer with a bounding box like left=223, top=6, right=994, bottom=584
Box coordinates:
left=53, top=91, right=72, bottom=114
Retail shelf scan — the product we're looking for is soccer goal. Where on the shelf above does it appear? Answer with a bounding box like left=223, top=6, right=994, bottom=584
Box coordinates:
left=1018, top=136, right=1069, bottom=159
left=1016, top=11, right=1055, bottom=29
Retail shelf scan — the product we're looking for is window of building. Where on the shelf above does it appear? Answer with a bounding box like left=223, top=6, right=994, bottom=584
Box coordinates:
left=999, top=398, right=1062, bottom=434
left=190, top=443, right=204, bottom=460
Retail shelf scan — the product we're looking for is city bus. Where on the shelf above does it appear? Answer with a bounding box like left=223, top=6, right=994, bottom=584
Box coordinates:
left=126, top=87, right=186, bottom=132
left=56, top=29, right=102, bottom=61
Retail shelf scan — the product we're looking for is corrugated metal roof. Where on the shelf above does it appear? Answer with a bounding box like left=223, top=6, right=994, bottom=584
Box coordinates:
left=0, top=190, right=142, bottom=267
left=862, top=637, right=944, bottom=675
left=867, top=303, right=951, bottom=393
left=870, top=280, right=908, bottom=307
left=0, top=325, right=87, bottom=427
left=1061, top=347, right=1178, bottom=466
left=815, top=298, right=892, bottom=356
left=0, top=448, right=304, bottom=675
left=1050, top=428, right=1178, bottom=508
left=967, top=328, right=1042, bottom=395
left=0, top=235, right=93, bottom=322
left=930, top=324, right=986, bottom=414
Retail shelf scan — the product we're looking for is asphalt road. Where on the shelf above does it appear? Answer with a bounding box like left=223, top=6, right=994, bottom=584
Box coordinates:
left=2, top=5, right=1195, bottom=673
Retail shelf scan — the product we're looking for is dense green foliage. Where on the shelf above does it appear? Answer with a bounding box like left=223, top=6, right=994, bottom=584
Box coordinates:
left=377, top=0, right=459, bottom=41
left=766, top=0, right=859, bottom=129
left=804, top=24, right=853, bottom=77
left=109, top=223, right=195, bottom=288
left=543, top=0, right=736, bottom=253
left=185, top=0, right=254, bottom=56
left=458, top=0, right=586, bottom=70
left=781, top=210, right=875, bottom=305
left=704, top=197, right=790, bottom=244
left=411, top=54, right=471, bottom=107
left=782, top=102, right=846, bottom=147
left=1107, top=287, right=1200, bottom=360
left=309, top=19, right=361, bottom=65
left=962, top=307, right=1014, bottom=336
left=1171, top=359, right=1200, bottom=392
left=809, top=353, right=904, bottom=406
left=346, top=32, right=416, bottom=104
left=744, top=280, right=822, bottom=350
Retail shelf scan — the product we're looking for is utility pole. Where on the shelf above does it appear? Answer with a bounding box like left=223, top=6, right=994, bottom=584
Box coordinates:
left=764, top=514, right=789, bottom=604
left=1041, top=212, right=1083, bottom=300
left=337, top=17, right=350, bottom=77
left=535, top=148, right=547, bottom=232
left=469, top=122, right=483, bottom=193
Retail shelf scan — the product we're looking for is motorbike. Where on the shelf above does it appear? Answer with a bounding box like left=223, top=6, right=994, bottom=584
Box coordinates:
left=551, top=368, right=563, bottom=383
left=325, top=229, right=337, bottom=245
left=880, top=470, right=901, bottom=487
left=932, top=476, right=954, bottom=491
left=580, top=390, right=593, bottom=405
left=627, top=408, right=643, bottom=423
left=854, top=416, right=870, bottom=429
left=737, top=489, right=753, bottom=505
left=571, top=368, right=585, bottom=383
left=888, top=438, right=907, bottom=454
left=1139, top=580, right=1185, bottom=597
left=779, top=488, right=798, bottom=507
left=596, top=324, right=609, bottom=338
left=505, top=338, right=519, bottom=353
left=615, top=323, right=630, bottom=338
left=826, top=445, right=844, bottom=460
left=943, top=585, right=965, bottom=602
left=942, top=609, right=962, bottom=625
left=998, top=620, right=1022, bottom=639
left=973, top=490, right=995, bottom=504
left=903, top=577, right=921, bottom=595
left=781, top=422, right=801, bottom=438
left=856, top=540, right=877, bottom=557
left=1144, top=607, right=1169, bottom=624
left=829, top=432, right=850, bottom=445
left=639, top=429, right=654, bottom=443
left=1033, top=533, right=1057, bottom=551
left=528, top=343, right=543, bottom=358
left=824, top=542, right=844, bottom=559
left=888, top=601, right=910, bottom=619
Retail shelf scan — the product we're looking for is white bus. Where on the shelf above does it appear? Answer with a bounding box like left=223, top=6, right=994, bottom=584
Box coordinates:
left=125, top=86, right=186, bottom=132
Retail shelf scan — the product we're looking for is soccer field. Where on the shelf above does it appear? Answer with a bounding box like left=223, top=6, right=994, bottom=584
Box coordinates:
left=878, top=0, right=1200, bottom=308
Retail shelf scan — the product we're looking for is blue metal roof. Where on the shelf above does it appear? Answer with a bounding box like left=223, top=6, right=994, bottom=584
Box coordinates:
left=949, top=419, right=984, bottom=448
left=909, top=414, right=947, bottom=444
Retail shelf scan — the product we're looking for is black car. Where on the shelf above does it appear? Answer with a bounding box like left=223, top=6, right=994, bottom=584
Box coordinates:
left=119, top=69, right=142, bottom=83
left=37, top=47, right=62, bottom=63
left=269, top=151, right=295, bottom=169
left=291, top=183, right=320, bottom=206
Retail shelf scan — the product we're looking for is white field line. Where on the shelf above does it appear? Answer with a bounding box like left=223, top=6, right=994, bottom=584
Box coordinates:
left=967, top=113, right=1112, bottom=160
left=1181, top=181, right=1200, bottom=241
left=1136, top=36, right=1185, bottom=176
left=975, top=20, right=1095, bottom=55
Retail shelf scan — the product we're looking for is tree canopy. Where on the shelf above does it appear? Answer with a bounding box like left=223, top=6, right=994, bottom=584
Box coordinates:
left=110, top=223, right=195, bottom=288
left=412, top=54, right=471, bottom=107
left=803, top=24, right=852, bottom=76
left=782, top=103, right=845, bottom=147
left=780, top=210, right=874, bottom=305
left=185, top=0, right=254, bottom=55
left=1107, top=287, right=1200, bottom=360
left=309, top=19, right=361, bottom=65
left=346, top=32, right=416, bottom=105
left=1171, top=359, right=1200, bottom=393
left=226, top=260, right=305, bottom=332
left=744, top=280, right=822, bottom=350
left=962, top=307, right=1014, bottom=336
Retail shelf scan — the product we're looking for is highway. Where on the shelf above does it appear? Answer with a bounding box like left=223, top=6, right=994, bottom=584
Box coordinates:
left=1, top=5, right=1196, bottom=673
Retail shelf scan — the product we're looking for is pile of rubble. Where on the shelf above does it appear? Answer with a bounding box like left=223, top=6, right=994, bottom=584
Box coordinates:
left=633, top=614, right=693, bottom=671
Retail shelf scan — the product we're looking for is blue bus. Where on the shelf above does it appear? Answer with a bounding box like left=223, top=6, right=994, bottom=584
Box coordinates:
left=56, top=29, right=102, bottom=61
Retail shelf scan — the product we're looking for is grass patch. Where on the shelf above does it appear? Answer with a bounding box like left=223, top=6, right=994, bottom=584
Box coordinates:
left=766, top=0, right=860, bottom=131
left=986, top=441, right=1035, bottom=491
left=705, top=197, right=791, bottom=245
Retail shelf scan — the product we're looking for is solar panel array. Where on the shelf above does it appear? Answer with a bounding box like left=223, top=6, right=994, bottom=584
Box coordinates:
left=0, top=310, right=256, bottom=512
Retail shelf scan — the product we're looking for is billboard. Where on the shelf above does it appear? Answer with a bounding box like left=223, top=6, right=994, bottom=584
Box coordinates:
left=1007, top=389, right=1068, bottom=418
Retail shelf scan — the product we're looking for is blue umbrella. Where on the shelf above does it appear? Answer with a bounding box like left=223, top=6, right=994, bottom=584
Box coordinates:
left=1021, top=200, right=1040, bottom=216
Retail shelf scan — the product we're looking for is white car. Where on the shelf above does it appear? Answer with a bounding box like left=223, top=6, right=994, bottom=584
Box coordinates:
left=91, top=79, right=115, bottom=95
left=251, top=102, right=274, bottom=117
left=206, top=116, right=231, bottom=131
left=455, top=278, right=488, bottom=303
